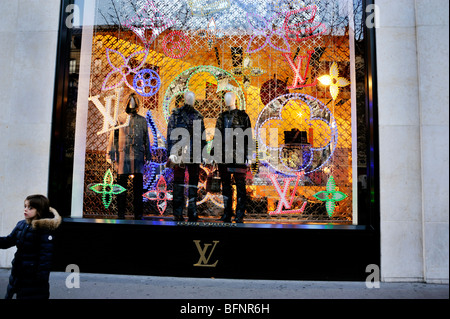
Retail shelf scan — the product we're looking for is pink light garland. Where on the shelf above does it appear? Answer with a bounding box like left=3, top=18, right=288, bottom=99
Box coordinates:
left=102, top=48, right=149, bottom=91
left=246, top=12, right=291, bottom=54
left=123, top=0, right=175, bottom=47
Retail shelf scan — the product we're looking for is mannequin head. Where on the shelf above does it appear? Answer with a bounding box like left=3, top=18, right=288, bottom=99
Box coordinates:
left=224, top=92, right=236, bottom=110
left=125, top=93, right=139, bottom=114
left=184, top=91, right=195, bottom=106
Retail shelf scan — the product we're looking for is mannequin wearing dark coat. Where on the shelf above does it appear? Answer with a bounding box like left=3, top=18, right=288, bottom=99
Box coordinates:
left=107, top=93, right=151, bottom=219
left=166, top=91, right=206, bottom=222
left=213, top=92, right=253, bottom=223
left=0, top=207, right=61, bottom=299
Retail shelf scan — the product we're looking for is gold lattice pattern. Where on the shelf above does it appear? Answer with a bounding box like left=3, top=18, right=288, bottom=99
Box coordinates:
left=82, top=0, right=356, bottom=223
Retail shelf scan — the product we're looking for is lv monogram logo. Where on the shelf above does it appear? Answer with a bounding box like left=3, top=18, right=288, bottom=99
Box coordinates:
left=88, top=87, right=130, bottom=135
left=269, top=172, right=307, bottom=215
left=193, top=240, right=219, bottom=267
left=283, top=50, right=318, bottom=89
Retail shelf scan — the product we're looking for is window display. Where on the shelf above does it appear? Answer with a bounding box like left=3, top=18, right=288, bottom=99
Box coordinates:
left=67, top=0, right=369, bottom=225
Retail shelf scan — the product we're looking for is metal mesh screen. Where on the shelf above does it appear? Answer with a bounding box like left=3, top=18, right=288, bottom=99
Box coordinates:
left=80, top=0, right=362, bottom=223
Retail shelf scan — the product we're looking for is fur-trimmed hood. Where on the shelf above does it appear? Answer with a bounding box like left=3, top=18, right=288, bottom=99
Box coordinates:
left=31, top=207, right=62, bottom=231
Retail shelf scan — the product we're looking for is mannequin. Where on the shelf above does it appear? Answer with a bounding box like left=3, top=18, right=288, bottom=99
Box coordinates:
left=185, top=90, right=195, bottom=106
left=168, top=91, right=196, bottom=165
left=213, top=92, right=253, bottom=223
left=224, top=91, right=236, bottom=110
left=166, top=90, right=206, bottom=222
left=107, top=93, right=151, bottom=220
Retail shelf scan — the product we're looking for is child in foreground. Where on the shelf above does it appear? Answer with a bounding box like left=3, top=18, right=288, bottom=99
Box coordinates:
left=0, top=194, right=61, bottom=299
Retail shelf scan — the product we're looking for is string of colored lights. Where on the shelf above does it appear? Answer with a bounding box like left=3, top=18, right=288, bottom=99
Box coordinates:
left=122, top=0, right=175, bottom=47
left=313, top=175, right=348, bottom=217
left=162, top=65, right=246, bottom=123
left=282, top=50, right=318, bottom=89
left=254, top=93, right=338, bottom=176
left=143, top=175, right=172, bottom=215
left=162, top=31, right=191, bottom=59
left=246, top=11, right=291, bottom=54
left=133, top=68, right=161, bottom=97
left=89, top=169, right=126, bottom=209
left=268, top=172, right=307, bottom=215
left=143, top=110, right=168, bottom=190
left=102, top=48, right=149, bottom=91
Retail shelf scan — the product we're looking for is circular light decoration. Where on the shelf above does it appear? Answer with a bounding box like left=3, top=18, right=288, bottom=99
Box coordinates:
left=133, top=68, right=161, bottom=97
left=162, top=31, right=191, bottom=59
left=162, top=66, right=246, bottom=208
left=255, top=93, right=338, bottom=176
left=162, top=65, right=246, bottom=123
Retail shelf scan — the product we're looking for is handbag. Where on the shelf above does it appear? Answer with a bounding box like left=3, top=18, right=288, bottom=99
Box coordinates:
left=206, top=164, right=221, bottom=193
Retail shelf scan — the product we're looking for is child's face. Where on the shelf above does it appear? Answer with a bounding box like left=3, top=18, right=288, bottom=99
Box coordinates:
left=24, top=200, right=37, bottom=220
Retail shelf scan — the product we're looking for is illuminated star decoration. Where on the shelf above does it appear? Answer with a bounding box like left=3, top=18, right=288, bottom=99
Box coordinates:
left=89, top=169, right=126, bottom=209
left=123, top=0, right=175, bottom=47
left=317, top=62, right=350, bottom=100
left=313, top=175, right=347, bottom=217
left=143, top=175, right=172, bottom=215
left=194, top=17, right=220, bottom=51
left=246, top=11, right=291, bottom=54
left=162, top=31, right=191, bottom=59
left=102, top=48, right=149, bottom=91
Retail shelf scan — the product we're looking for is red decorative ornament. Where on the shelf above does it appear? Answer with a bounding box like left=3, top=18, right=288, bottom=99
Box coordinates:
left=143, top=175, right=172, bottom=215
left=282, top=50, right=318, bottom=90
left=162, top=31, right=191, bottom=59
left=259, top=76, right=289, bottom=106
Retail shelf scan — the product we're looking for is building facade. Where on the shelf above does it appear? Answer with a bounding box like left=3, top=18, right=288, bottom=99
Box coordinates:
left=0, top=0, right=448, bottom=283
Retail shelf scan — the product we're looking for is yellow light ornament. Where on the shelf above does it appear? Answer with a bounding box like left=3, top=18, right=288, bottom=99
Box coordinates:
left=318, top=62, right=350, bottom=100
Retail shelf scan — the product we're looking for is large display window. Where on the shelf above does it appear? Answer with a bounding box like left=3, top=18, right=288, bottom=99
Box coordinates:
left=51, top=0, right=375, bottom=227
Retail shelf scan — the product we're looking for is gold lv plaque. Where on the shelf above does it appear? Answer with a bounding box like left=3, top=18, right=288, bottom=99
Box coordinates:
left=193, top=240, right=219, bottom=267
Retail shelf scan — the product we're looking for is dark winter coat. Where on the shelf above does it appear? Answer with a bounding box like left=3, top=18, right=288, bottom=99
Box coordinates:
left=0, top=208, right=61, bottom=299
left=213, top=109, right=253, bottom=164
left=166, top=104, right=206, bottom=163
left=107, top=112, right=152, bottom=174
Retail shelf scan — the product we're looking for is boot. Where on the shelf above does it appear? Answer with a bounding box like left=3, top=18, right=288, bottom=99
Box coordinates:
left=187, top=198, right=198, bottom=222
left=172, top=182, right=185, bottom=221
left=219, top=214, right=232, bottom=223
left=187, top=184, right=199, bottom=222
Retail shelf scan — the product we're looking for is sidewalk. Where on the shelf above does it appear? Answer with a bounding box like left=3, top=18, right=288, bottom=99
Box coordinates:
left=0, top=268, right=448, bottom=299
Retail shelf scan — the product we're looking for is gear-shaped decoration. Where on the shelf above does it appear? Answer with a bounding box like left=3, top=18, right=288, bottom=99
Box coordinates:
left=133, top=69, right=161, bottom=97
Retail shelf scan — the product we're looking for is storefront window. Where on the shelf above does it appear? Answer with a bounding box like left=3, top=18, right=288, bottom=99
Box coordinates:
left=59, top=0, right=371, bottom=225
